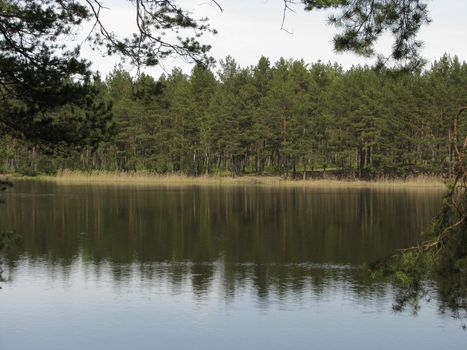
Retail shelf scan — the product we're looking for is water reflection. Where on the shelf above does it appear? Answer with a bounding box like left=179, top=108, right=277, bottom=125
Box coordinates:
left=2, top=182, right=465, bottom=350
left=0, top=182, right=446, bottom=302
left=2, top=182, right=442, bottom=265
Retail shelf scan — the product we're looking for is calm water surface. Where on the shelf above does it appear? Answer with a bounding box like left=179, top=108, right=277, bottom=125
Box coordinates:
left=0, top=181, right=464, bottom=349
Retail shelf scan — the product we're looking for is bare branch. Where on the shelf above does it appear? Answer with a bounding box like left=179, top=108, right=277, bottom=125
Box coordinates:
left=281, top=0, right=296, bottom=34
left=211, top=1, right=224, bottom=12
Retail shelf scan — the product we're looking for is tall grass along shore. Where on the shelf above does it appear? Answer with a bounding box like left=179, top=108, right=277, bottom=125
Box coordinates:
left=2, top=170, right=448, bottom=189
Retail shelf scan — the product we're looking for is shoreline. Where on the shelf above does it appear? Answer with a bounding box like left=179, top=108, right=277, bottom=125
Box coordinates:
left=0, top=171, right=448, bottom=189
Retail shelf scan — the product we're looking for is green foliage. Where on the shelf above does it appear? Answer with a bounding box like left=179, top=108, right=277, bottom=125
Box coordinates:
left=373, top=250, right=436, bottom=287
left=302, top=0, right=430, bottom=67
left=0, top=0, right=215, bottom=148
left=0, top=0, right=463, bottom=173
left=1, top=54, right=466, bottom=177
left=369, top=168, right=466, bottom=319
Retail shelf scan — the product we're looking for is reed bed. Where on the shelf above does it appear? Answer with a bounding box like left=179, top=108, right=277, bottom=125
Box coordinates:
left=7, top=170, right=447, bottom=189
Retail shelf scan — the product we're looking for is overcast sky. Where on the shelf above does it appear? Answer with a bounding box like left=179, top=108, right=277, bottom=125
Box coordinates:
left=80, top=0, right=467, bottom=77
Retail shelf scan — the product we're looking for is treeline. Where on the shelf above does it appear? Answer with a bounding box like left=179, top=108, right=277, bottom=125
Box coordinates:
left=1, top=54, right=466, bottom=178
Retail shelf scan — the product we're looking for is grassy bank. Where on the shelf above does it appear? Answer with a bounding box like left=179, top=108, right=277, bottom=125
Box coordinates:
left=1, top=170, right=448, bottom=189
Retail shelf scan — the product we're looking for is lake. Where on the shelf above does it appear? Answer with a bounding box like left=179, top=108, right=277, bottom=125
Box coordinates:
left=0, top=181, right=465, bottom=349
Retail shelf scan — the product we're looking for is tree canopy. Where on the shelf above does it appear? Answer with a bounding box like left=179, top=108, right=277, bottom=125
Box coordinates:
left=2, top=55, right=465, bottom=178
left=0, top=0, right=216, bottom=145
left=0, top=0, right=436, bottom=147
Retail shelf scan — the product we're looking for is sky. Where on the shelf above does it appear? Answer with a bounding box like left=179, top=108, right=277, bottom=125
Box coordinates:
left=79, top=0, right=467, bottom=77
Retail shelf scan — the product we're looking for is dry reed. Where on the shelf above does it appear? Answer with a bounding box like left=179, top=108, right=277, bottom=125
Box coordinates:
left=9, top=169, right=447, bottom=189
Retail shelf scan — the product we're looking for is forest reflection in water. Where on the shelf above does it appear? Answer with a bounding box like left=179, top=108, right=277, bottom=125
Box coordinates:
left=1, top=182, right=446, bottom=299
left=2, top=182, right=466, bottom=350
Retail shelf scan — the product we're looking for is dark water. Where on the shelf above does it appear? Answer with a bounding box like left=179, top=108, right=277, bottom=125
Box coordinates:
left=0, top=181, right=464, bottom=349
